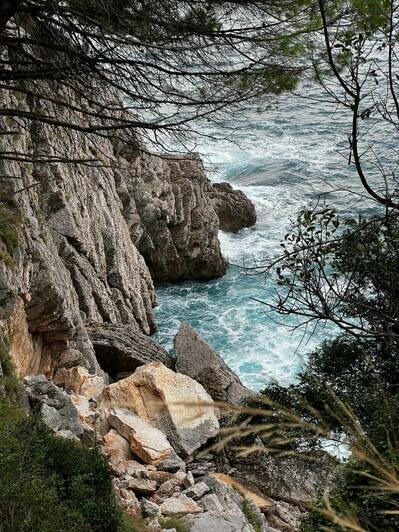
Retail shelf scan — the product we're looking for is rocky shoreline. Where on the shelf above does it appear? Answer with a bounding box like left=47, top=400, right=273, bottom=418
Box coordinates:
left=0, top=83, right=330, bottom=530
left=21, top=325, right=321, bottom=532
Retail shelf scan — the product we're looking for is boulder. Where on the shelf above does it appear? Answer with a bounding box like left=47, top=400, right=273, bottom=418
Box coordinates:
left=117, top=488, right=141, bottom=516
left=160, top=494, right=203, bottom=516
left=183, top=482, right=210, bottom=500
left=24, top=374, right=85, bottom=438
left=131, top=362, right=219, bottom=456
left=200, top=494, right=224, bottom=513
left=155, top=478, right=182, bottom=499
left=54, top=366, right=106, bottom=399
left=103, top=429, right=132, bottom=464
left=107, top=407, right=173, bottom=465
left=175, top=322, right=252, bottom=405
left=207, top=181, right=256, bottom=233
left=141, top=498, right=161, bottom=517
left=87, top=322, right=174, bottom=378
left=96, top=375, right=148, bottom=419
left=156, top=450, right=186, bottom=473
left=183, top=511, right=255, bottom=532
left=127, top=478, right=158, bottom=495
left=199, top=475, right=268, bottom=532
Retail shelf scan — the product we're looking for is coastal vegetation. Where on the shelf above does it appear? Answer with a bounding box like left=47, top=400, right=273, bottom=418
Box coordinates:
left=0, top=1, right=399, bottom=531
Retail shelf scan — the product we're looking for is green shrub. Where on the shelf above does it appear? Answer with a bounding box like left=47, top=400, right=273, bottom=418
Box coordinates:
left=159, top=517, right=189, bottom=532
left=242, top=499, right=262, bottom=532
left=0, top=336, right=23, bottom=403
left=0, top=205, right=21, bottom=252
left=0, top=399, right=124, bottom=532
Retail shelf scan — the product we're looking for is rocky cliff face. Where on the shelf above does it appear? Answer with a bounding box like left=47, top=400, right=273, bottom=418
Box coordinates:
left=0, top=83, right=255, bottom=380
left=119, top=152, right=228, bottom=282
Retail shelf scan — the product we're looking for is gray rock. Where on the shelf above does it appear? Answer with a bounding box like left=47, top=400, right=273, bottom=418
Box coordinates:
left=141, top=498, right=161, bottom=517
left=183, top=511, right=255, bottom=532
left=188, top=463, right=216, bottom=478
left=207, top=181, right=256, bottom=233
left=201, top=476, right=267, bottom=532
left=155, top=478, right=182, bottom=499
left=230, top=451, right=335, bottom=504
left=199, top=494, right=224, bottom=513
left=24, top=375, right=85, bottom=438
left=183, top=471, right=195, bottom=488
left=183, top=482, right=210, bottom=500
left=175, top=322, right=253, bottom=404
left=127, top=153, right=227, bottom=281
left=157, top=451, right=186, bottom=473
left=87, top=322, right=173, bottom=378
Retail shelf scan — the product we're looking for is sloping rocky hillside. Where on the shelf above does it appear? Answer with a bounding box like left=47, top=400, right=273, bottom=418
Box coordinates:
left=0, top=72, right=333, bottom=531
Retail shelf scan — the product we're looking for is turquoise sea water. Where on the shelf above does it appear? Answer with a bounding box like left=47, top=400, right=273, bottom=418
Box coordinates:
left=153, top=84, right=387, bottom=390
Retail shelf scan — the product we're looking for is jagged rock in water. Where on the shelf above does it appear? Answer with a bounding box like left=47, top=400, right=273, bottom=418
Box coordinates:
left=122, top=152, right=228, bottom=281
left=131, top=362, right=219, bottom=456
left=174, top=322, right=253, bottom=404
left=86, top=321, right=173, bottom=378
left=24, top=374, right=85, bottom=439
left=207, top=181, right=257, bottom=233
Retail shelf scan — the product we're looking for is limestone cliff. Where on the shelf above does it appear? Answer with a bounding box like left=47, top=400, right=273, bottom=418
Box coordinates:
left=0, top=85, right=255, bottom=379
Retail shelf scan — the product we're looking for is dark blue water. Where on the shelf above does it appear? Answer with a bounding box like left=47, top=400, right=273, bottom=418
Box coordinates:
left=153, top=84, right=392, bottom=390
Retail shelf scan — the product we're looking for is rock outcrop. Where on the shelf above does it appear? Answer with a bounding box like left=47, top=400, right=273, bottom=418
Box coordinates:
left=131, top=362, right=219, bottom=456
left=175, top=322, right=253, bottom=404
left=24, top=374, right=86, bottom=439
left=121, top=152, right=228, bottom=281
left=207, top=181, right=257, bottom=233
left=86, top=321, right=173, bottom=378
left=0, top=86, right=242, bottom=380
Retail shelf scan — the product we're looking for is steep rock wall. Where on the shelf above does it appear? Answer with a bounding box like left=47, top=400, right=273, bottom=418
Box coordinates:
left=0, top=85, right=233, bottom=378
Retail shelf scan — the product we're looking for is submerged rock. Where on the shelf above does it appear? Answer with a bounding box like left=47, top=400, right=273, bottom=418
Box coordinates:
left=175, top=322, right=253, bottom=405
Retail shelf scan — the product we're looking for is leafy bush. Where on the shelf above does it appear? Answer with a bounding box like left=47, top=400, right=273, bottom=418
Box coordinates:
left=0, top=399, right=124, bottom=532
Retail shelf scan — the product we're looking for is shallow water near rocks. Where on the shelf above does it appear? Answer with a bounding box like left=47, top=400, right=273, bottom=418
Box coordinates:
left=153, top=84, right=386, bottom=390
